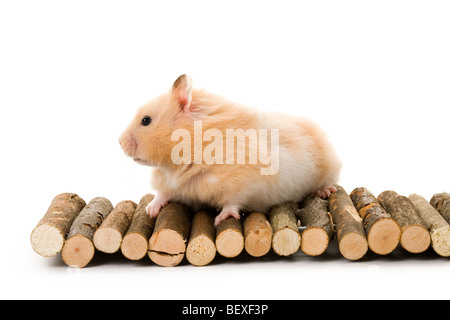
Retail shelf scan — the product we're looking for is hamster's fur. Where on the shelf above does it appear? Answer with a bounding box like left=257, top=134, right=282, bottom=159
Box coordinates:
left=120, top=75, right=341, bottom=225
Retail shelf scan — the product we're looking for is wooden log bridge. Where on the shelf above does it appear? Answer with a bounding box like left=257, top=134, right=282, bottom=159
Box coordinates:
left=349, top=187, right=401, bottom=255
left=297, top=195, right=333, bottom=256
left=329, top=185, right=368, bottom=260
left=31, top=186, right=450, bottom=268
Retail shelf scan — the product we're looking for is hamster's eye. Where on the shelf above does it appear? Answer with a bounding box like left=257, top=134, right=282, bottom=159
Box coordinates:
left=141, top=116, right=151, bottom=126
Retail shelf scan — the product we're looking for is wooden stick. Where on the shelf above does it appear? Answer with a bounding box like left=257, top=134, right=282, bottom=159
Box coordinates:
left=409, top=194, right=450, bottom=257
left=349, top=187, right=401, bottom=255
left=186, top=211, right=216, bottom=266
left=328, top=185, right=368, bottom=260
left=148, top=202, right=192, bottom=267
left=31, top=193, right=86, bottom=257
left=430, top=192, right=450, bottom=225
left=93, top=200, right=137, bottom=254
left=121, top=194, right=155, bottom=261
left=269, top=202, right=301, bottom=256
left=243, top=212, right=272, bottom=257
left=377, top=191, right=430, bottom=254
left=297, top=195, right=333, bottom=256
left=61, top=197, right=113, bottom=268
left=215, top=217, right=244, bottom=258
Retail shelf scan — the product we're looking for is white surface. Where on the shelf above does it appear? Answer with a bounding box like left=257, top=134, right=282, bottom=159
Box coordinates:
left=1, top=0, right=449, bottom=300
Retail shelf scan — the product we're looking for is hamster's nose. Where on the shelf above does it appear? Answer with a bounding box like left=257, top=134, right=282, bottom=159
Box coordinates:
left=119, top=134, right=137, bottom=156
left=119, top=137, right=125, bottom=150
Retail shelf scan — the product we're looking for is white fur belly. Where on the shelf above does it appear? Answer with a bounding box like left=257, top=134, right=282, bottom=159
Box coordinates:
left=241, top=145, right=318, bottom=212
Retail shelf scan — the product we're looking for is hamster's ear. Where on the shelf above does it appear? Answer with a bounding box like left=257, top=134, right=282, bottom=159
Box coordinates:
left=172, top=74, right=193, bottom=113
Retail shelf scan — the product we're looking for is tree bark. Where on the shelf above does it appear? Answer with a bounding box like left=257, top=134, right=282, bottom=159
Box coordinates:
left=121, top=194, right=155, bottom=261
left=148, top=202, right=192, bottom=267
left=93, top=200, right=137, bottom=254
left=215, top=217, right=244, bottom=258
left=269, top=202, right=301, bottom=256
left=430, top=192, right=450, bottom=225
left=409, top=193, right=450, bottom=257
left=243, top=212, right=272, bottom=257
left=349, top=187, right=400, bottom=255
left=328, top=185, right=368, bottom=260
left=31, top=193, right=86, bottom=257
left=297, top=195, right=333, bottom=256
left=62, top=197, right=113, bottom=268
left=186, top=210, right=216, bottom=266
left=377, top=190, right=430, bottom=254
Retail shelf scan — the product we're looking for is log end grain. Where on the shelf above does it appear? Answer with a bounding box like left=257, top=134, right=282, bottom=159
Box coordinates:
left=269, top=202, right=301, bottom=256
left=186, top=234, right=216, bottom=266
left=216, top=228, right=244, bottom=258
left=401, top=225, right=431, bottom=254
left=121, top=233, right=148, bottom=261
left=31, top=225, right=65, bottom=257
left=61, top=234, right=95, bottom=268
left=186, top=211, right=217, bottom=266
left=272, top=228, right=301, bottom=256
left=121, top=194, right=155, bottom=260
left=94, top=200, right=137, bottom=252
left=149, top=229, right=186, bottom=267
left=245, top=228, right=272, bottom=257
left=244, top=212, right=272, bottom=258
left=216, top=217, right=244, bottom=258
left=431, top=226, right=450, bottom=257
left=93, top=228, right=122, bottom=254
left=147, top=202, right=192, bottom=267
left=339, top=232, right=368, bottom=261
left=367, top=218, right=401, bottom=255
left=301, top=227, right=329, bottom=256
left=31, top=192, right=86, bottom=257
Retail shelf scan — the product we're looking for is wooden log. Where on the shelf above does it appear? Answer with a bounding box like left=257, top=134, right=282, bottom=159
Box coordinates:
left=215, top=217, right=244, bottom=258
left=269, top=202, right=301, bottom=256
left=349, top=187, right=401, bottom=255
left=31, top=193, right=86, bottom=257
left=61, top=197, right=113, bottom=268
left=409, top=194, right=450, bottom=257
left=328, top=185, right=368, bottom=260
left=186, top=211, right=216, bottom=266
left=93, top=200, right=137, bottom=254
left=377, top=191, right=430, bottom=254
left=430, top=192, right=450, bottom=225
left=121, top=194, right=155, bottom=261
left=148, top=202, right=192, bottom=267
left=297, top=195, right=333, bottom=256
left=243, top=212, right=272, bottom=257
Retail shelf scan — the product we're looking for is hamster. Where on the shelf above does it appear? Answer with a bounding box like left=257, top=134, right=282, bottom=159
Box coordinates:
left=119, top=74, right=341, bottom=225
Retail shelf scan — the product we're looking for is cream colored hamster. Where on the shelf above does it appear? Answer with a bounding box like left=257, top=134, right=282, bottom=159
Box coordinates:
left=120, top=74, right=341, bottom=225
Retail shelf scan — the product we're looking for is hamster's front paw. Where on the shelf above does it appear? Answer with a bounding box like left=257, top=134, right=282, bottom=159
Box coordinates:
left=146, top=193, right=170, bottom=218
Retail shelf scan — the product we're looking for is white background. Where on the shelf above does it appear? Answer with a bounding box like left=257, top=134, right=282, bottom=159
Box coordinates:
left=1, top=0, right=449, bottom=300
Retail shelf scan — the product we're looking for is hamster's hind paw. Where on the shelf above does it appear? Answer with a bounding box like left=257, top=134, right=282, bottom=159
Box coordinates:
left=214, top=205, right=240, bottom=226
left=316, top=185, right=337, bottom=199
